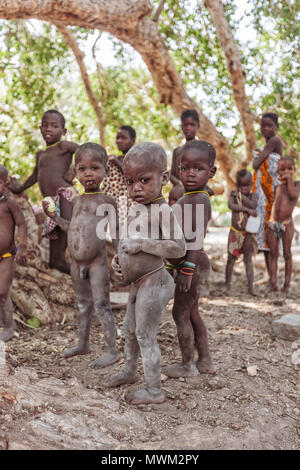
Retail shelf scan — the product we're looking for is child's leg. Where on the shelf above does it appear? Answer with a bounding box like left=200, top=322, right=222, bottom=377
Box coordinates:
left=190, top=298, right=215, bottom=374
left=225, top=253, right=236, bottom=291
left=266, top=228, right=279, bottom=291
left=126, top=269, right=174, bottom=405
left=88, top=259, right=119, bottom=368
left=49, top=196, right=72, bottom=274
left=104, top=286, right=140, bottom=386
left=282, top=222, right=294, bottom=291
left=0, top=257, right=15, bottom=342
left=242, top=234, right=255, bottom=295
left=61, top=259, right=93, bottom=358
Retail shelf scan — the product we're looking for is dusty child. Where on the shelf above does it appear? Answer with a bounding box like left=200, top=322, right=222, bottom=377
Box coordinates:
left=105, top=142, right=186, bottom=405
left=164, top=140, right=216, bottom=378
left=225, top=170, right=258, bottom=296
left=10, top=110, right=78, bottom=274
left=43, top=143, right=119, bottom=367
left=0, top=165, right=27, bottom=342
left=266, top=157, right=300, bottom=292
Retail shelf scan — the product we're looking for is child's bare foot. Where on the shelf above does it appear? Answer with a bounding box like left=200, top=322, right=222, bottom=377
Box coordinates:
left=0, top=328, right=14, bottom=342
left=125, top=388, right=166, bottom=405
left=104, top=370, right=136, bottom=388
left=270, top=284, right=278, bottom=292
left=91, top=350, right=119, bottom=368
left=225, top=283, right=231, bottom=294
left=61, top=344, right=90, bottom=358
left=163, top=362, right=199, bottom=378
left=282, top=284, right=290, bottom=293
left=248, top=288, right=258, bottom=296
left=196, top=358, right=216, bottom=374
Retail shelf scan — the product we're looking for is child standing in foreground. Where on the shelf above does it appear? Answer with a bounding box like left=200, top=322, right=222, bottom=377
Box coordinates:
left=225, top=170, right=258, bottom=296
left=10, top=110, right=78, bottom=274
left=0, top=165, right=27, bottom=342
left=105, top=142, right=186, bottom=405
left=164, top=140, right=217, bottom=378
left=266, top=157, right=300, bottom=292
left=43, top=143, right=119, bottom=367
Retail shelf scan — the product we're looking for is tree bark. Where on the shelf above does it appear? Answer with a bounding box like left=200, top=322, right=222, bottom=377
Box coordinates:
left=0, top=0, right=236, bottom=186
left=204, top=0, right=257, bottom=165
left=56, top=25, right=106, bottom=146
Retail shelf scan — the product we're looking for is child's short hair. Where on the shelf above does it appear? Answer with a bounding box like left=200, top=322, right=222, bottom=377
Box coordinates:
left=124, top=142, right=167, bottom=172
left=42, top=109, right=66, bottom=128
left=119, top=125, right=136, bottom=141
left=181, top=109, right=200, bottom=124
left=236, top=169, right=252, bottom=185
left=262, top=112, right=279, bottom=127
left=75, top=143, right=107, bottom=166
left=0, top=164, right=8, bottom=180
left=181, top=140, right=216, bottom=166
left=279, top=155, right=296, bottom=166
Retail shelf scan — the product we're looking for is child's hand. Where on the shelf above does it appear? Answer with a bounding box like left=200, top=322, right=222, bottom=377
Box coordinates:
left=112, top=255, right=124, bottom=279
left=16, top=245, right=27, bottom=266
left=42, top=200, right=56, bottom=219
left=176, top=272, right=193, bottom=293
left=248, top=209, right=257, bottom=217
left=7, top=177, right=22, bottom=194
left=121, top=239, right=142, bottom=255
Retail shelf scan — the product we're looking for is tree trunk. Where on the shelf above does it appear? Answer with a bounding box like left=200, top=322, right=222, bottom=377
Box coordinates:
left=204, top=0, right=256, bottom=166
left=0, top=0, right=236, bottom=187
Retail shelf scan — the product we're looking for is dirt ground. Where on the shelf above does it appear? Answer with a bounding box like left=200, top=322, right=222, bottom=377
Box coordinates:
left=0, top=230, right=300, bottom=450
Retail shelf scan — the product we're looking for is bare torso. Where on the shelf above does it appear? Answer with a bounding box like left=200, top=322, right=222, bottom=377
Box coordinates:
left=68, top=194, right=114, bottom=264
left=271, top=183, right=300, bottom=222
left=0, top=197, right=16, bottom=254
left=37, top=142, right=75, bottom=196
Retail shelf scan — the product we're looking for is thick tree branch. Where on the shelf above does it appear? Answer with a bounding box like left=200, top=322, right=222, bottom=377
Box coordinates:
left=56, top=24, right=106, bottom=145
left=204, top=0, right=257, bottom=165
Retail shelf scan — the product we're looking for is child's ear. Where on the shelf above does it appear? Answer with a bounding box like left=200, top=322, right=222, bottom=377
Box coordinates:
left=162, top=170, right=169, bottom=185
left=63, top=128, right=67, bottom=136
left=209, top=166, right=217, bottom=178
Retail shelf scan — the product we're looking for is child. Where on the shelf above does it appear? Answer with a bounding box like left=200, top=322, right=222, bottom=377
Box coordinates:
left=101, top=125, right=136, bottom=225
left=10, top=110, right=78, bottom=274
left=225, top=170, right=258, bottom=296
left=168, top=183, right=184, bottom=207
left=252, top=113, right=283, bottom=276
left=170, top=109, right=200, bottom=187
left=43, top=143, right=119, bottom=367
left=0, top=165, right=27, bottom=342
left=164, top=140, right=217, bottom=378
left=105, top=142, right=186, bottom=405
left=266, top=157, right=300, bottom=292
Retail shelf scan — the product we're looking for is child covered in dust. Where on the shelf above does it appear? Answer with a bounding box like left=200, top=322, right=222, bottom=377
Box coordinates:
left=43, top=143, right=119, bottom=367
left=164, top=140, right=217, bottom=378
left=0, top=165, right=27, bottom=342
left=105, top=142, right=186, bottom=405
left=225, top=170, right=258, bottom=296
left=266, top=156, right=300, bottom=292
left=10, top=110, right=78, bottom=274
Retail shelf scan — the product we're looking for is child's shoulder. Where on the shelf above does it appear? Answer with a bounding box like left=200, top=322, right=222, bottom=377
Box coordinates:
left=58, top=140, right=79, bottom=153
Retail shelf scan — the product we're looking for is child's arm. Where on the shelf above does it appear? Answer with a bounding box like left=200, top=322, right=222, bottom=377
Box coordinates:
left=59, top=141, right=79, bottom=184
left=9, top=153, right=40, bottom=194
left=8, top=199, right=27, bottom=264
left=281, top=176, right=300, bottom=200
left=120, top=204, right=186, bottom=258
left=170, top=148, right=183, bottom=186
left=42, top=199, right=71, bottom=232
left=253, top=135, right=282, bottom=170
left=228, top=191, right=256, bottom=215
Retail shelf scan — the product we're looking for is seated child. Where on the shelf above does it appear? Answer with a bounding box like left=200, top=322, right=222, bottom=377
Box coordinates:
left=101, top=125, right=136, bottom=226
left=164, top=140, right=217, bottom=378
left=225, top=170, right=258, bottom=296
left=0, top=165, right=27, bottom=342
left=105, top=142, right=186, bottom=405
left=10, top=109, right=78, bottom=274
left=266, top=156, right=300, bottom=292
left=43, top=143, right=119, bottom=367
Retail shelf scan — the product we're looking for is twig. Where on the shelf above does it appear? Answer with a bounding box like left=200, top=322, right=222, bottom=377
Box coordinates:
left=152, top=0, right=167, bottom=22
left=283, top=412, right=300, bottom=422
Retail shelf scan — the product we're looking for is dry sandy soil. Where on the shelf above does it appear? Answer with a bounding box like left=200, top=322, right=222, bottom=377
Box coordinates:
left=0, top=229, right=299, bottom=450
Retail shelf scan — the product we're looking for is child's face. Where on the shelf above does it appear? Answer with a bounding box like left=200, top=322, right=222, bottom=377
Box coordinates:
left=75, top=152, right=107, bottom=192
left=116, top=129, right=134, bottom=154
left=260, top=117, right=277, bottom=140
left=181, top=117, right=199, bottom=141
left=124, top=160, right=167, bottom=205
left=278, top=160, right=295, bottom=183
left=180, top=149, right=215, bottom=191
left=237, top=175, right=252, bottom=195
left=40, top=113, right=66, bottom=146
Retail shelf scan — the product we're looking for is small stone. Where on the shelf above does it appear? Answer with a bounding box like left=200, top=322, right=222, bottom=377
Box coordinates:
left=291, top=339, right=300, bottom=350
left=273, top=314, right=300, bottom=341
left=247, top=365, right=257, bottom=376
left=179, top=377, right=185, bottom=382
left=291, top=349, right=300, bottom=366
left=161, top=373, right=168, bottom=382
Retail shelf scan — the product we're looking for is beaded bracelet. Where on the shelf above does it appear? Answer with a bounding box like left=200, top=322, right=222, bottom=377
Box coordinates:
left=183, top=261, right=196, bottom=269
left=180, top=267, right=195, bottom=276
left=165, top=262, right=176, bottom=271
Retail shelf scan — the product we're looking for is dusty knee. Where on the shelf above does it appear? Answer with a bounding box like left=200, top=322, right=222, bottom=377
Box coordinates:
left=94, top=300, right=110, bottom=314
left=283, top=250, right=292, bottom=261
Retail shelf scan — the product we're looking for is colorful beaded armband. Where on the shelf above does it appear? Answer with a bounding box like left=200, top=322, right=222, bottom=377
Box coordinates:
left=180, top=267, right=195, bottom=276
